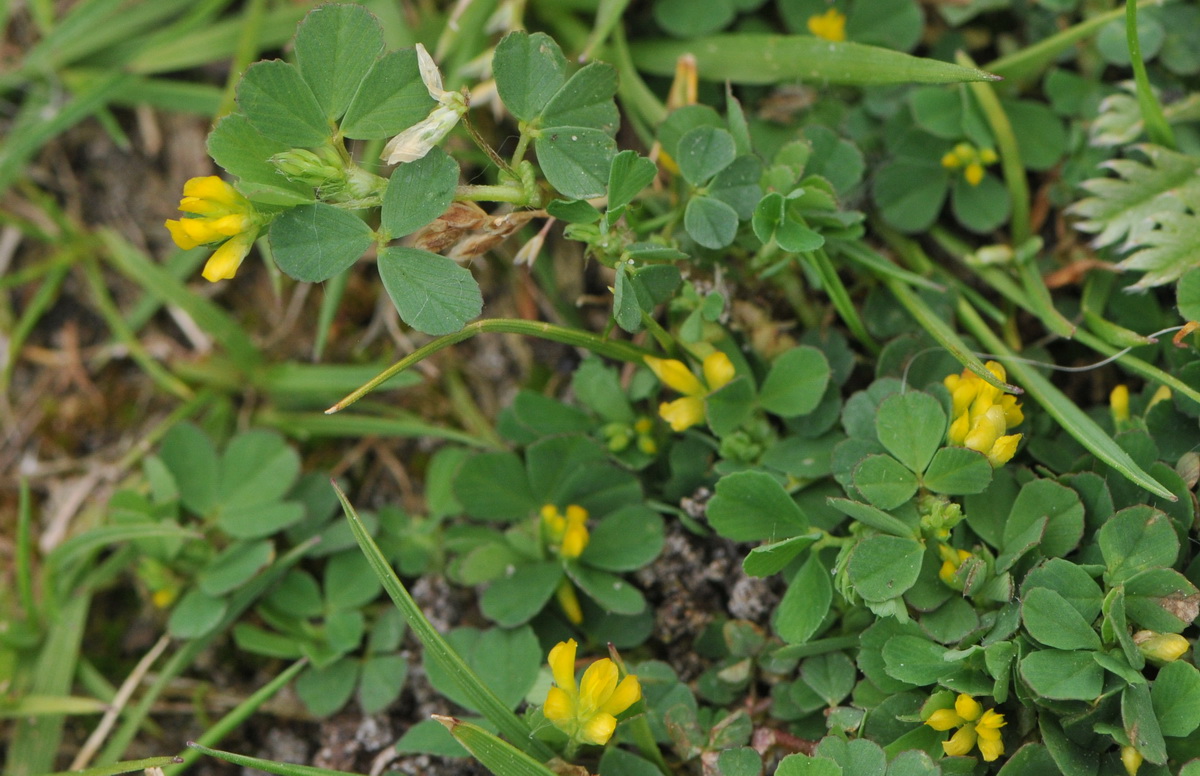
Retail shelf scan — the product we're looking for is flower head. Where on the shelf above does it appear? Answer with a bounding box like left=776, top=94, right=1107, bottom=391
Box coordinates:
left=165, top=176, right=261, bottom=282
left=542, top=504, right=590, bottom=560
left=941, top=143, right=999, bottom=187
left=644, top=352, right=735, bottom=432
left=944, top=361, right=1022, bottom=467
left=807, top=8, right=847, bottom=42
left=937, top=544, right=974, bottom=588
left=381, top=44, right=468, bottom=165
left=543, top=639, right=641, bottom=746
left=925, top=693, right=1006, bottom=762
left=1133, top=631, right=1190, bottom=664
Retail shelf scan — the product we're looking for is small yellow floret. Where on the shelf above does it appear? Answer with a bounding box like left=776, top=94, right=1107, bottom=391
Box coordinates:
left=644, top=352, right=736, bottom=432
left=944, top=361, right=1023, bottom=467
left=924, top=693, right=1006, bottom=762
left=164, top=176, right=260, bottom=282
left=806, top=8, right=847, bottom=42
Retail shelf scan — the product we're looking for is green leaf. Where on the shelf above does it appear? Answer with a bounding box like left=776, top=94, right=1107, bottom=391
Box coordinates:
left=454, top=451, right=535, bottom=521
left=1123, top=683, right=1168, bottom=765
left=922, top=447, right=992, bottom=495
left=707, top=470, right=809, bottom=542
left=759, top=346, right=831, bottom=417
left=675, top=126, right=736, bottom=186
left=198, top=540, right=274, bottom=596
left=480, top=562, right=563, bottom=627
left=359, top=654, right=408, bottom=714
left=775, top=754, right=842, bottom=776
left=709, top=156, right=763, bottom=220
left=220, top=430, right=300, bottom=508
left=827, top=497, right=916, bottom=538
left=159, top=422, right=219, bottom=516
left=705, top=376, right=757, bottom=437
left=848, top=536, right=924, bottom=602
left=873, top=160, right=948, bottom=233
left=293, top=3, right=383, bottom=121
left=1021, top=558, right=1104, bottom=623
left=1118, top=210, right=1200, bottom=289
left=269, top=203, right=374, bottom=283
left=630, top=34, right=999, bottom=86
left=568, top=563, right=645, bottom=615
left=535, top=127, right=617, bottom=200
left=341, top=49, right=432, bottom=140
left=852, top=455, right=918, bottom=510
left=581, top=505, right=664, bottom=572
left=324, top=551, right=382, bottom=610
left=540, top=62, right=619, bottom=132
left=235, top=60, right=330, bottom=148
left=774, top=554, right=832, bottom=645
left=1004, top=478, right=1085, bottom=559
left=296, top=658, right=359, bottom=716
left=1022, top=587, right=1102, bottom=651
left=206, top=114, right=314, bottom=206
left=493, top=31, right=568, bottom=123
left=1098, top=506, right=1179, bottom=585
left=802, top=652, right=856, bottom=706
left=743, top=532, right=820, bottom=577
left=881, top=636, right=958, bottom=685
left=1019, top=650, right=1104, bottom=701
left=381, top=148, right=458, bottom=238
left=685, top=195, right=739, bottom=249
left=1151, top=660, right=1200, bottom=738
left=951, top=173, right=1011, bottom=234
left=875, top=391, right=946, bottom=474
left=607, top=150, right=657, bottom=211
left=378, top=246, right=482, bottom=335
left=1123, top=568, right=1198, bottom=633
left=168, top=589, right=228, bottom=639
left=1177, top=267, right=1200, bottom=321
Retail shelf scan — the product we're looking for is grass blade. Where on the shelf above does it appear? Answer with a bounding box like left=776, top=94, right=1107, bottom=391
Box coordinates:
left=334, top=483, right=557, bottom=763
left=434, top=716, right=560, bottom=776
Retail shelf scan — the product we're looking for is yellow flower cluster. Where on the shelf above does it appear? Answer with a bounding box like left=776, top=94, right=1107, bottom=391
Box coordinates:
left=944, top=361, right=1023, bottom=467
left=926, top=694, right=1006, bottom=762
left=164, top=176, right=260, bottom=282
left=941, top=143, right=999, bottom=187
left=542, top=504, right=589, bottom=560
left=544, top=639, right=641, bottom=746
left=644, top=352, right=735, bottom=432
left=807, top=8, right=847, bottom=42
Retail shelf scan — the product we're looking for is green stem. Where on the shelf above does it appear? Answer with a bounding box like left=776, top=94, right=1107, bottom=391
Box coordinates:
left=455, top=182, right=530, bottom=205
left=327, top=319, right=652, bottom=413
left=773, top=635, right=862, bottom=661
left=957, top=51, right=1030, bottom=246
left=45, top=756, right=184, bottom=776
left=1125, top=0, right=1175, bottom=149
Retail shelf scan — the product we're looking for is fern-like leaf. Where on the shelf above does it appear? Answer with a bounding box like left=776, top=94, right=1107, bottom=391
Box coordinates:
left=1070, top=144, right=1200, bottom=288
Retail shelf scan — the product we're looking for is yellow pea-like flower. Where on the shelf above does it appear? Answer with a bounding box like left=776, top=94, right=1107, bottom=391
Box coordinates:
left=165, top=176, right=261, bottom=282
left=806, top=7, right=847, bottom=42
left=924, top=693, right=1006, bottom=762
left=944, top=361, right=1023, bottom=467
left=644, top=352, right=735, bottom=432
left=543, top=639, right=641, bottom=746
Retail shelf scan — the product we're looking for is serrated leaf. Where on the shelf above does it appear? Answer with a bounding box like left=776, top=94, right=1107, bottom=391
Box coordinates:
left=535, top=127, right=616, bottom=200
left=493, top=31, right=568, bottom=123
left=269, top=203, right=374, bottom=283
left=341, top=49, right=432, bottom=140
left=293, top=3, right=384, bottom=121
left=381, top=148, right=458, bottom=237
left=236, top=60, right=330, bottom=148
left=1118, top=210, right=1200, bottom=289
left=378, top=246, right=482, bottom=335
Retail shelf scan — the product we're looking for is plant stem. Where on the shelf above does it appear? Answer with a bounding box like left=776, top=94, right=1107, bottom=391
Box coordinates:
left=1125, top=0, right=1175, bottom=149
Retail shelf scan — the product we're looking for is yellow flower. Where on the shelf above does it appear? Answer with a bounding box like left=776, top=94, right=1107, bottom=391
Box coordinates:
left=542, top=504, right=590, bottom=559
left=944, top=361, right=1023, bottom=467
left=940, top=143, right=998, bottom=187
left=807, top=8, right=847, bottom=42
left=925, top=694, right=1006, bottom=762
left=644, top=352, right=735, bottom=432
left=1122, top=745, right=1143, bottom=776
left=164, top=176, right=260, bottom=282
left=937, top=544, right=973, bottom=588
left=544, top=639, right=641, bottom=746
left=1110, top=384, right=1131, bottom=424
left=555, top=578, right=583, bottom=625
left=1133, top=631, right=1190, bottom=664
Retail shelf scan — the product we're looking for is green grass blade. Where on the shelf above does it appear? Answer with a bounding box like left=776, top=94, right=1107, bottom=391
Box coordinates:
left=45, top=756, right=183, bottom=776
left=0, top=695, right=108, bottom=717
left=434, top=716, right=560, bottom=776
left=312, top=268, right=350, bottom=361
left=1, top=248, right=69, bottom=394
left=7, top=593, right=91, bottom=776
left=985, top=1, right=1153, bottom=86
left=630, top=34, right=998, bottom=86
left=165, top=660, right=307, bottom=776
left=16, top=479, right=36, bottom=621
left=1125, top=0, right=1175, bottom=149
left=333, top=483, right=557, bottom=763
left=186, top=744, right=359, bottom=776
left=803, top=249, right=879, bottom=354
left=956, top=298, right=1174, bottom=500
left=256, top=409, right=492, bottom=448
